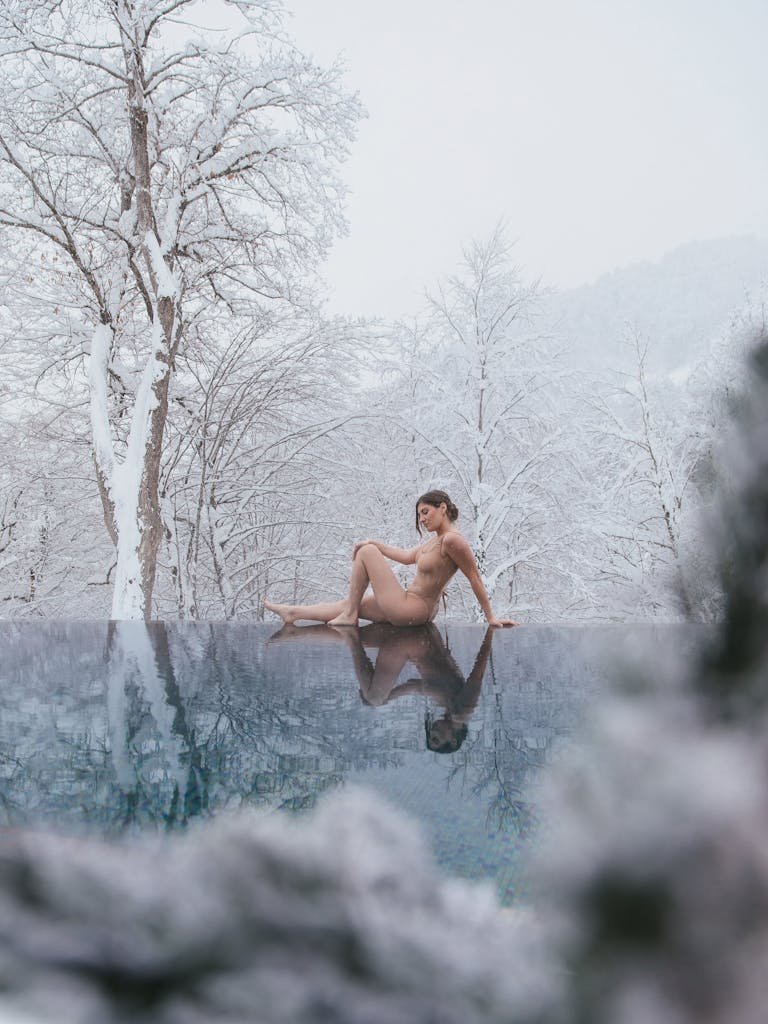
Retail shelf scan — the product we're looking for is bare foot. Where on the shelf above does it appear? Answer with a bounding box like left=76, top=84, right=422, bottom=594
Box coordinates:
left=264, top=600, right=296, bottom=625
left=328, top=613, right=359, bottom=627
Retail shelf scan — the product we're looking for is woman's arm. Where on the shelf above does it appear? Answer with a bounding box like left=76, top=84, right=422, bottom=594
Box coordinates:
left=352, top=539, right=419, bottom=565
left=442, top=534, right=517, bottom=627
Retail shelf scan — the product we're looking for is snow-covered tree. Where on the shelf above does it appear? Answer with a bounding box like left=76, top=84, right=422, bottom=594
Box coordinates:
left=158, top=313, right=364, bottom=619
left=0, top=371, right=113, bottom=616
left=0, top=470, right=113, bottom=616
left=384, top=229, right=580, bottom=620
left=0, top=0, right=360, bottom=619
left=580, top=329, right=709, bottom=619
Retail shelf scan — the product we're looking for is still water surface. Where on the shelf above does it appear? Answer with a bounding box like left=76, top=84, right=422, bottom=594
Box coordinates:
left=0, top=621, right=682, bottom=903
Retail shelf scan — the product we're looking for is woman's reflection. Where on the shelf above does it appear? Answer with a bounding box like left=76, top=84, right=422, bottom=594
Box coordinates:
left=268, top=622, right=494, bottom=754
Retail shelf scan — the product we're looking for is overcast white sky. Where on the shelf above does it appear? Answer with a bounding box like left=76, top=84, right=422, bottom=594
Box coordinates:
left=283, top=0, right=768, bottom=320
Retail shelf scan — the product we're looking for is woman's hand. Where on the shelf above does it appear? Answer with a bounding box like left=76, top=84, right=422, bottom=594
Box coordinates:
left=487, top=616, right=517, bottom=628
left=352, top=539, right=377, bottom=559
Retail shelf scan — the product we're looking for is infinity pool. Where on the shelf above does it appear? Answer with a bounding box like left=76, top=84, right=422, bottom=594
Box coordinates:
left=0, top=621, right=689, bottom=904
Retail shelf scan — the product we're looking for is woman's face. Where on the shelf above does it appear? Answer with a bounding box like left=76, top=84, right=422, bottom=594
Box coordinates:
left=426, top=716, right=463, bottom=752
left=417, top=502, right=445, bottom=532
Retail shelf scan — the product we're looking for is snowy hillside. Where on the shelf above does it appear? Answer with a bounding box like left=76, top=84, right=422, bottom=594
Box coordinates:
left=545, top=235, right=768, bottom=373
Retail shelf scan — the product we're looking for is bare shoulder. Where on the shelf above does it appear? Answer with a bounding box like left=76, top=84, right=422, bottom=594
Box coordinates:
left=442, top=532, right=474, bottom=561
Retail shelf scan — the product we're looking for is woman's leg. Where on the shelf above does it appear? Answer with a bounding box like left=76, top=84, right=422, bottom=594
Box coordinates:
left=264, top=598, right=346, bottom=625
left=328, top=545, right=375, bottom=625
left=265, top=544, right=431, bottom=626
left=330, top=625, right=413, bottom=704
left=329, top=544, right=431, bottom=627
left=263, top=593, right=389, bottom=626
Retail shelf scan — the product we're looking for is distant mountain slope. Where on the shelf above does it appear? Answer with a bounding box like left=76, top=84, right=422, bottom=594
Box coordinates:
left=544, top=236, right=768, bottom=374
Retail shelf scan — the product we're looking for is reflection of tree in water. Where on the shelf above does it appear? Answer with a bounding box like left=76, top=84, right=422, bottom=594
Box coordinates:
left=110, top=622, right=354, bottom=827
left=437, top=626, right=597, bottom=838
left=275, top=621, right=590, bottom=842
left=106, top=621, right=189, bottom=830
left=0, top=748, right=24, bottom=823
left=0, top=623, right=121, bottom=830
left=0, top=622, right=408, bottom=831
left=0, top=620, right=599, bottom=839
left=449, top=675, right=539, bottom=840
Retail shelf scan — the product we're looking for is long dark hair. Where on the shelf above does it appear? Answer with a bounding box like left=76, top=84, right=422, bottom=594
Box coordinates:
left=415, top=490, right=459, bottom=535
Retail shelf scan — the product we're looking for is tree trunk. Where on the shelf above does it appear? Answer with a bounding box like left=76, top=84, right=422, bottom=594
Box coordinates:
left=90, top=320, right=172, bottom=621
left=110, top=348, right=170, bottom=619
left=94, top=3, right=178, bottom=619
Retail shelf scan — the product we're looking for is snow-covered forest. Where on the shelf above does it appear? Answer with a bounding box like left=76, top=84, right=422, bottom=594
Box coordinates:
left=0, top=0, right=766, bottom=622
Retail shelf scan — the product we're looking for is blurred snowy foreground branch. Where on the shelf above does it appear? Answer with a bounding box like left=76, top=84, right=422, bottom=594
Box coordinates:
left=534, top=331, right=768, bottom=1024
left=0, top=335, right=767, bottom=1022
left=0, top=791, right=554, bottom=1024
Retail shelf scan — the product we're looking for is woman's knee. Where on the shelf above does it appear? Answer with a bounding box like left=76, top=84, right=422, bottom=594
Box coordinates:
left=356, top=543, right=380, bottom=561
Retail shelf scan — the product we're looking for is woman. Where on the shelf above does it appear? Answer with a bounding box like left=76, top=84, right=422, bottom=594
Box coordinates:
left=265, top=489, right=516, bottom=628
